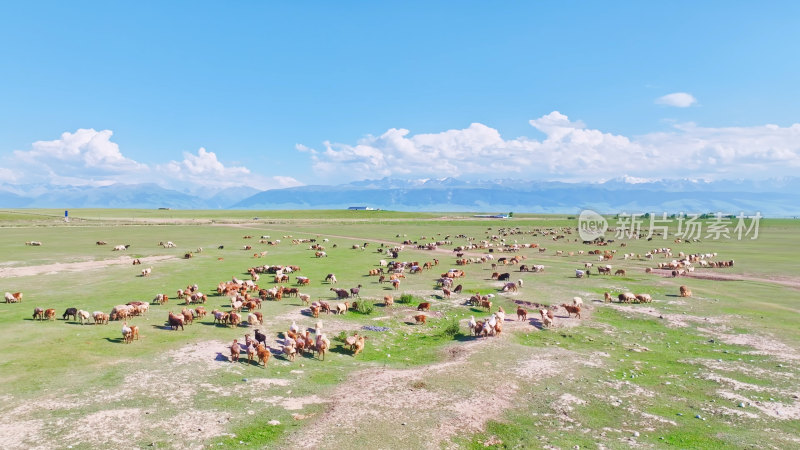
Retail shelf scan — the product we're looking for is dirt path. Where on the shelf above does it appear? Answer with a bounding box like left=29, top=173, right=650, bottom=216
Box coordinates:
left=286, top=319, right=576, bottom=449
left=218, top=223, right=488, bottom=259
left=0, top=255, right=176, bottom=278
left=651, top=269, right=800, bottom=290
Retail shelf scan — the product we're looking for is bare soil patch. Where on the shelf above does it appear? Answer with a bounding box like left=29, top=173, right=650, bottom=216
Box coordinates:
left=0, top=340, right=288, bottom=449
left=286, top=330, right=578, bottom=449
left=0, top=417, right=43, bottom=450
left=717, top=391, right=800, bottom=420
left=687, top=358, right=796, bottom=381
left=651, top=269, right=800, bottom=290
left=609, top=303, right=726, bottom=328
left=0, top=255, right=175, bottom=278
left=607, top=303, right=800, bottom=364
left=714, top=330, right=800, bottom=363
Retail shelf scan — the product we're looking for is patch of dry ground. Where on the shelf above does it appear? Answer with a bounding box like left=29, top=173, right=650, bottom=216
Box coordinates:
left=687, top=358, right=797, bottom=381
left=608, top=301, right=800, bottom=363
left=0, top=255, right=175, bottom=278
left=0, top=340, right=285, bottom=449
left=286, top=324, right=577, bottom=450
left=713, top=331, right=800, bottom=363
left=603, top=301, right=800, bottom=422
left=716, top=391, right=800, bottom=420
left=0, top=311, right=583, bottom=449
left=610, top=303, right=728, bottom=328
left=651, top=268, right=800, bottom=290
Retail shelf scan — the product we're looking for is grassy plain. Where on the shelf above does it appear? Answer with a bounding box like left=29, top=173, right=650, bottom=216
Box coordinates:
left=0, top=209, right=798, bottom=449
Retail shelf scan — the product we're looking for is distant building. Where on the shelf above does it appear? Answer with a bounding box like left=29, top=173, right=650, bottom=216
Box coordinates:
left=348, top=206, right=376, bottom=210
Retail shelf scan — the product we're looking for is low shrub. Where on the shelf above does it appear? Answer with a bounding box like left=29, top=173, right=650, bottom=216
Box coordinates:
left=397, top=293, right=415, bottom=304
left=440, top=317, right=461, bottom=338
left=355, top=300, right=374, bottom=315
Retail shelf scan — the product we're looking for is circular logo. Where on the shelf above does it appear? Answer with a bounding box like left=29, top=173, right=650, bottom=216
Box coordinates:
left=578, top=210, right=608, bottom=241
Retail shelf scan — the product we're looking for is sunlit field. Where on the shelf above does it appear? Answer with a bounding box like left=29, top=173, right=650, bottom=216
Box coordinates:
left=1, top=209, right=798, bottom=449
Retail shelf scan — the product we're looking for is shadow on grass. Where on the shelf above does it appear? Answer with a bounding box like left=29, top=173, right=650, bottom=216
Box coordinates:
left=104, top=337, right=125, bottom=343
left=452, top=333, right=474, bottom=342
left=231, top=355, right=261, bottom=366
left=329, top=344, right=351, bottom=356
left=296, top=350, right=318, bottom=360
left=277, top=352, right=297, bottom=362
left=529, top=318, right=546, bottom=330
left=199, top=321, right=247, bottom=328
left=151, top=324, right=185, bottom=331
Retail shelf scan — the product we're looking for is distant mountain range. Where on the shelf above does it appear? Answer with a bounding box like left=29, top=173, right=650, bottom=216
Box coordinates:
left=0, top=184, right=260, bottom=210
left=1, top=177, right=798, bottom=216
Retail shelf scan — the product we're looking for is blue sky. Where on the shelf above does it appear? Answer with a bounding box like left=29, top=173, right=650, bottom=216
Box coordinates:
left=1, top=2, right=799, bottom=192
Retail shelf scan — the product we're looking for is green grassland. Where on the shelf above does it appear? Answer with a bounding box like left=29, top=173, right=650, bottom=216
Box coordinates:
left=0, top=209, right=798, bottom=449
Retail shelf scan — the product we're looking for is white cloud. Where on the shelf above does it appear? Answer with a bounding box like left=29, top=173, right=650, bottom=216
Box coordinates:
left=161, top=147, right=251, bottom=178
left=272, top=176, right=304, bottom=188
left=0, top=167, right=19, bottom=184
left=157, top=148, right=303, bottom=191
left=655, top=92, right=697, bottom=108
left=16, top=129, right=145, bottom=171
left=295, top=143, right=315, bottom=154
left=299, top=111, right=800, bottom=183
left=9, top=128, right=148, bottom=186
left=4, top=129, right=303, bottom=192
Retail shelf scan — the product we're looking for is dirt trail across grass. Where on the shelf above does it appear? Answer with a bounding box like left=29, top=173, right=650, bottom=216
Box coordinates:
left=0, top=255, right=175, bottom=278
left=286, top=321, right=576, bottom=449
left=651, top=269, right=800, bottom=290
left=220, top=223, right=489, bottom=259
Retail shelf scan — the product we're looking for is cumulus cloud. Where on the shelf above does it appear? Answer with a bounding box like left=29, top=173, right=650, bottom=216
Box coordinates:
left=272, top=176, right=305, bottom=188
left=16, top=129, right=145, bottom=171
left=9, top=128, right=147, bottom=185
left=4, top=129, right=302, bottom=192
left=0, top=167, right=20, bottom=184
left=161, top=147, right=251, bottom=178
left=299, top=111, right=800, bottom=183
left=158, top=148, right=303, bottom=191
left=656, top=92, right=697, bottom=108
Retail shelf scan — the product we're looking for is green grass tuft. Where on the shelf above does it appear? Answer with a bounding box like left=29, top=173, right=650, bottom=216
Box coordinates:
left=439, top=316, right=461, bottom=337
left=397, top=293, right=416, bottom=304
left=354, top=299, right=375, bottom=314
left=211, top=419, right=287, bottom=447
